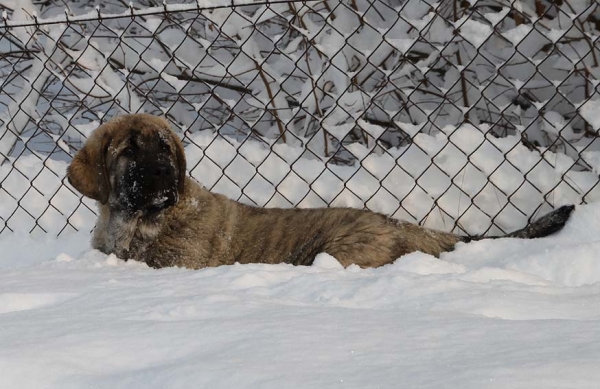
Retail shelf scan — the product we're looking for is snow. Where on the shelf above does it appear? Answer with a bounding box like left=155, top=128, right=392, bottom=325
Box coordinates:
left=541, top=111, right=580, bottom=141
left=547, top=29, right=566, bottom=43
left=386, top=37, right=416, bottom=54
left=502, top=24, right=532, bottom=46
left=483, top=7, right=510, bottom=26
left=2, top=203, right=600, bottom=388
left=579, top=98, right=600, bottom=131
left=455, top=17, right=492, bottom=48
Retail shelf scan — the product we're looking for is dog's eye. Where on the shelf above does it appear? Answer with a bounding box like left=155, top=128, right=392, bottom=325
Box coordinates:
left=159, top=139, right=171, bottom=152
left=122, top=147, right=134, bottom=157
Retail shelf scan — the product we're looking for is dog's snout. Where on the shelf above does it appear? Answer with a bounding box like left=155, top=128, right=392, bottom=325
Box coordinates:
left=155, top=165, right=172, bottom=177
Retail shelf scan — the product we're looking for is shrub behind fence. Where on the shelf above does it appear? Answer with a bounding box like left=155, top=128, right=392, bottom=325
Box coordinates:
left=1, top=0, right=599, bottom=237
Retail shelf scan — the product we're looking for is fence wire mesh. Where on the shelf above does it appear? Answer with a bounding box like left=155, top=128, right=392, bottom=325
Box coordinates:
left=1, top=0, right=599, bottom=237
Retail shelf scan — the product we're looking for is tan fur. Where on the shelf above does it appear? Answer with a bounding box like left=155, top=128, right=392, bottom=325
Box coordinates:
left=68, top=114, right=463, bottom=269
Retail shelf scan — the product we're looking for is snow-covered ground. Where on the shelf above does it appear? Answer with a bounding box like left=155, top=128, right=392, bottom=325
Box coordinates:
left=2, top=202, right=600, bottom=388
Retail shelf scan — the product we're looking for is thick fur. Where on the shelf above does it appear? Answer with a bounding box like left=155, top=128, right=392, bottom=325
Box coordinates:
left=67, top=114, right=575, bottom=270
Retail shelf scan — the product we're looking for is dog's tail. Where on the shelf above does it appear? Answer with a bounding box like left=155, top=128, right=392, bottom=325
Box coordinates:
left=464, top=204, right=575, bottom=242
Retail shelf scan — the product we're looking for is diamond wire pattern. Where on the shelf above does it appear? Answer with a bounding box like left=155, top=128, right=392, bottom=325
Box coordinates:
left=0, top=0, right=599, bottom=237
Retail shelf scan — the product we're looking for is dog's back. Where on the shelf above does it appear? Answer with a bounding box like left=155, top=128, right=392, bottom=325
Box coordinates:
left=99, top=177, right=574, bottom=269
left=233, top=205, right=461, bottom=268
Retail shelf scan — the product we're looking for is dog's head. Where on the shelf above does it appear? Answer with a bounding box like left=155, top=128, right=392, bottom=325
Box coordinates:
left=67, top=114, right=186, bottom=214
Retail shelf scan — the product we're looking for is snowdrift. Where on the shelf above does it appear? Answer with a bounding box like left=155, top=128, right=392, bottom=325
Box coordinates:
left=1, top=203, right=600, bottom=388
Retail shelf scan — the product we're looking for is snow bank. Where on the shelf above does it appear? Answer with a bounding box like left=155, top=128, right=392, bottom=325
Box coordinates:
left=2, top=123, right=597, bottom=236
left=1, top=204, right=600, bottom=388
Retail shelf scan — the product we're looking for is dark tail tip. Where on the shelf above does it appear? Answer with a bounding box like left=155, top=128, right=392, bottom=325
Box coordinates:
left=506, top=204, right=575, bottom=239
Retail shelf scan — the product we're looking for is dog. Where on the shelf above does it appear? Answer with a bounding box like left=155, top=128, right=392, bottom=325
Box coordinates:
left=67, top=114, right=575, bottom=269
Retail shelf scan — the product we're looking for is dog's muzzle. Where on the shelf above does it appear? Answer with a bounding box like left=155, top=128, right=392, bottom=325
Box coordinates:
left=117, top=162, right=179, bottom=214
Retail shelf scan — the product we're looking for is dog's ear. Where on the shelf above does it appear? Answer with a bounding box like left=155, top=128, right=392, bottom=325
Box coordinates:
left=67, top=129, right=111, bottom=203
left=172, top=133, right=187, bottom=195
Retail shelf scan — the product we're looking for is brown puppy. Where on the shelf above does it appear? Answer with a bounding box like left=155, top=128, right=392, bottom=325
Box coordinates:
left=67, top=114, right=575, bottom=269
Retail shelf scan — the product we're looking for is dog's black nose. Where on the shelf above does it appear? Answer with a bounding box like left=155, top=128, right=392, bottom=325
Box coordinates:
left=154, top=165, right=172, bottom=177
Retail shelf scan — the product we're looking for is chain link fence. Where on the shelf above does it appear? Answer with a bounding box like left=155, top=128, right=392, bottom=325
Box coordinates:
left=1, top=0, right=599, bottom=237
